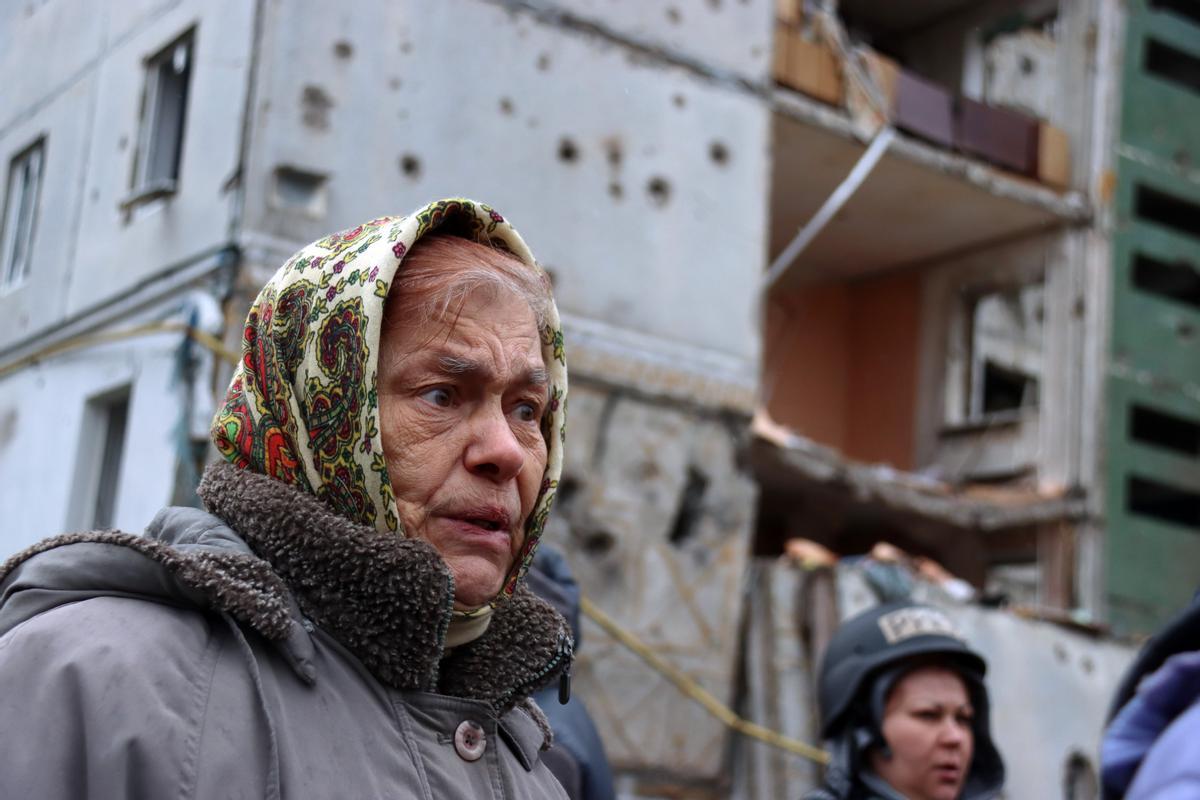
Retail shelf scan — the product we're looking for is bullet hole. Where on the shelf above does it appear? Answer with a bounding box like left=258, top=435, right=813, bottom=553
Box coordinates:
left=673, top=93, right=687, bottom=109
left=388, top=77, right=402, bottom=91
left=333, top=40, right=353, bottom=59
left=118, top=135, right=128, bottom=150
left=301, top=85, right=334, bottom=130
left=499, top=97, right=515, bottom=115
left=1020, top=55, right=1035, bottom=75
left=558, top=137, right=580, bottom=163
left=750, top=45, right=763, bottom=58
left=537, top=52, right=552, bottom=71
left=1081, top=656, right=1095, bottom=674
left=581, top=529, right=617, bottom=557
left=706, top=0, right=720, bottom=8
left=1175, top=148, right=1192, bottom=168
left=608, top=182, right=624, bottom=200
left=400, top=41, right=413, bottom=54
left=527, top=117, right=539, bottom=129
left=604, top=139, right=623, bottom=167
left=399, top=153, right=421, bottom=179
left=666, top=6, right=682, bottom=24
left=709, top=140, right=730, bottom=166
left=647, top=176, right=671, bottom=206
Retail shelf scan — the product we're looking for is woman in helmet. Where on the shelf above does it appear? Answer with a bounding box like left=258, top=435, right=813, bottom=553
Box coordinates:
left=804, top=602, right=1005, bottom=800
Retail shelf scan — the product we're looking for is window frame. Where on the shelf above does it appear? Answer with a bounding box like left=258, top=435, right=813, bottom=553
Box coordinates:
left=125, top=29, right=195, bottom=209
left=0, top=137, right=47, bottom=291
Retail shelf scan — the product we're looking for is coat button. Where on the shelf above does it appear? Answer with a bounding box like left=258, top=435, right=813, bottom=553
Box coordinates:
left=454, top=720, right=487, bottom=762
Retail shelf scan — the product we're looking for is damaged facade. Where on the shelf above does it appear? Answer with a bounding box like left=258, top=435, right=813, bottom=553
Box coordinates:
left=0, top=0, right=1196, bottom=798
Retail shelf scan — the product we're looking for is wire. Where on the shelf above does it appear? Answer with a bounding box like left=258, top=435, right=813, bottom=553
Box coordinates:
left=580, top=596, right=830, bottom=764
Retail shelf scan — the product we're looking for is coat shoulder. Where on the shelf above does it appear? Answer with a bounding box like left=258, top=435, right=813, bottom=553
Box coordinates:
left=0, top=596, right=222, bottom=799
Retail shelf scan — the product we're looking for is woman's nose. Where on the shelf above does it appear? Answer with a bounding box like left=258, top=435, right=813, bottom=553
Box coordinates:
left=464, top=404, right=524, bottom=481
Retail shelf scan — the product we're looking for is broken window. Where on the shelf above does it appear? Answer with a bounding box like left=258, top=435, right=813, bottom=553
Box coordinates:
left=132, top=31, right=193, bottom=199
left=1, top=139, right=45, bottom=289
left=958, top=283, right=1044, bottom=422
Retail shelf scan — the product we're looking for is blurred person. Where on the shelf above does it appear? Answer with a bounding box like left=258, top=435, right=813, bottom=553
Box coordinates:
left=527, top=543, right=618, bottom=800
left=1101, top=593, right=1200, bottom=798
left=0, top=199, right=575, bottom=799
left=804, top=602, right=1005, bottom=800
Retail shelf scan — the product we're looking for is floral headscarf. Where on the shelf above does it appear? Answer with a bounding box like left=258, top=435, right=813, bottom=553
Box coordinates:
left=211, top=198, right=567, bottom=601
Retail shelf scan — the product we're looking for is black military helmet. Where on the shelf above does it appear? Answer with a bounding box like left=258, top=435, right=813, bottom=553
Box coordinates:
left=817, top=601, right=987, bottom=739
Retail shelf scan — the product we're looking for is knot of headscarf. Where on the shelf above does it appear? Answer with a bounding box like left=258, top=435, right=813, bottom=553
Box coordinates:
left=210, top=198, right=568, bottom=604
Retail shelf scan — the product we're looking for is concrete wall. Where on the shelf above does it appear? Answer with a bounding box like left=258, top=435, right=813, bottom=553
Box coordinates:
left=240, top=0, right=769, bottom=374
left=0, top=0, right=253, bottom=350
left=543, top=382, right=758, bottom=785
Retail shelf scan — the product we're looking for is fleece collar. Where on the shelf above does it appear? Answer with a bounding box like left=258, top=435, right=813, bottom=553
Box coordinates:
left=197, top=463, right=572, bottom=711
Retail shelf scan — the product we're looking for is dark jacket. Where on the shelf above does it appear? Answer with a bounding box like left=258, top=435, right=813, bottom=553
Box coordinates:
left=527, top=545, right=617, bottom=800
left=0, top=464, right=572, bottom=799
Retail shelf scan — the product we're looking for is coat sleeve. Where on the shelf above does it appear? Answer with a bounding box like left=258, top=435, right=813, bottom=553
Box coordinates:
left=0, top=596, right=220, bottom=799
left=1127, top=699, right=1200, bottom=799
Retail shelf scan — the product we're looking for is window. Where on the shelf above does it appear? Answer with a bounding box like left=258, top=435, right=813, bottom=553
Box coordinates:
left=132, top=31, right=193, bottom=199
left=90, top=390, right=131, bottom=529
left=1, top=139, right=45, bottom=289
left=952, top=283, right=1045, bottom=423
left=68, top=387, right=132, bottom=530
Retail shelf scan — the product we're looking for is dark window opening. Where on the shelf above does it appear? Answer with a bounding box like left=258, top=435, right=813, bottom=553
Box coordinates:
left=982, top=361, right=1038, bottom=414
left=1136, top=185, right=1200, bottom=243
left=668, top=466, right=709, bottom=545
left=91, top=392, right=130, bottom=529
left=134, top=31, right=193, bottom=194
left=1150, top=0, right=1200, bottom=29
left=1145, top=38, right=1200, bottom=98
left=1128, top=475, right=1200, bottom=528
left=1133, top=253, right=1200, bottom=310
left=1131, top=404, right=1200, bottom=457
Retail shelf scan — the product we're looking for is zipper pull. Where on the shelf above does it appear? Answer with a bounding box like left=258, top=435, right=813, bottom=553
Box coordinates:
left=558, top=662, right=572, bottom=705
left=557, top=632, right=573, bottom=705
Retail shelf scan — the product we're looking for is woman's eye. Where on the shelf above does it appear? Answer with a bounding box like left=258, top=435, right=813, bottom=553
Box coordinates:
left=419, top=387, right=454, bottom=408
left=514, top=401, right=540, bottom=422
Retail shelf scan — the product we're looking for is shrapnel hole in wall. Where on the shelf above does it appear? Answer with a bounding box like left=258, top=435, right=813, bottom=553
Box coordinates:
left=1144, top=38, right=1200, bottom=98
left=1135, top=185, right=1200, bottom=244
left=1133, top=253, right=1200, bottom=311
left=558, top=137, right=580, bottom=164
left=399, top=154, right=421, bottom=179
left=1149, top=0, right=1200, bottom=29
left=1127, top=475, right=1200, bottom=528
left=1131, top=404, right=1200, bottom=458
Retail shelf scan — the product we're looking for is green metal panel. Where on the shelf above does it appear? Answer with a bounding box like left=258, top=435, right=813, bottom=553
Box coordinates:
left=1105, top=375, right=1200, bottom=634
left=1106, top=1, right=1200, bottom=635
left=1120, top=3, right=1200, bottom=166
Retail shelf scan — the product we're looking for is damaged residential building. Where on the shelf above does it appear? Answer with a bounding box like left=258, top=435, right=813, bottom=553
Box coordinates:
left=0, top=0, right=1196, bottom=798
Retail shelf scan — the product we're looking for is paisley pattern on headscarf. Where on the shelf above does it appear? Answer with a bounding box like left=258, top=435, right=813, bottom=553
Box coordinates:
left=211, top=198, right=568, bottom=602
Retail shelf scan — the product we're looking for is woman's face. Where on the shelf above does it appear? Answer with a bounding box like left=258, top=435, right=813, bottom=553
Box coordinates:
left=870, top=666, right=975, bottom=800
left=377, top=287, right=548, bottom=609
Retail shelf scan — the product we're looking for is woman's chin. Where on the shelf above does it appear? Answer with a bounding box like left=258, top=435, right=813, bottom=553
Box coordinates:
left=447, top=556, right=509, bottom=609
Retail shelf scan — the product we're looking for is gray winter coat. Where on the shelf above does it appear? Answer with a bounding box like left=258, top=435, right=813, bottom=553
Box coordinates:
left=0, top=464, right=572, bottom=800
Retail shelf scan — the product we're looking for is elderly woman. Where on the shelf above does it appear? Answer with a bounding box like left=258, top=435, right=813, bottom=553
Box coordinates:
left=0, top=199, right=573, bottom=799
left=805, top=602, right=1005, bottom=800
